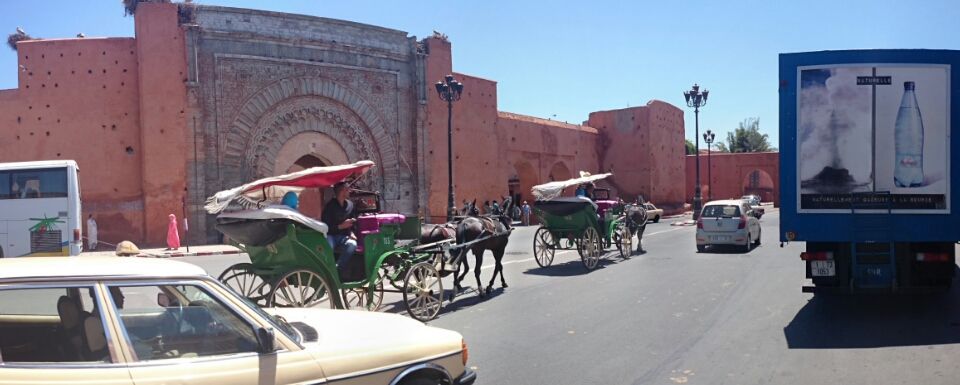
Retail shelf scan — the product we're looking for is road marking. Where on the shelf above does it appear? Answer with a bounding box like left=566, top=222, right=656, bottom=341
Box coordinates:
left=477, top=226, right=692, bottom=270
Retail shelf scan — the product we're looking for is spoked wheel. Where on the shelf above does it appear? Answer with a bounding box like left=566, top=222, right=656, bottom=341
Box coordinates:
left=614, top=221, right=632, bottom=259
left=533, top=227, right=556, bottom=267
left=342, top=279, right=385, bottom=311
left=577, top=227, right=602, bottom=270
left=269, top=269, right=336, bottom=309
left=218, top=263, right=271, bottom=306
left=403, top=262, right=444, bottom=322
left=380, top=253, right=407, bottom=291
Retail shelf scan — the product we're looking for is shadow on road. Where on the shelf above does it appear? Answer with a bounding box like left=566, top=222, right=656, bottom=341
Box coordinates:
left=784, top=280, right=960, bottom=349
left=698, top=245, right=761, bottom=254
left=522, top=253, right=629, bottom=277
left=377, top=286, right=505, bottom=318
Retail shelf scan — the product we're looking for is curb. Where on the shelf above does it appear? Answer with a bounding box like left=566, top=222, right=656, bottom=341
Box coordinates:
left=135, top=249, right=243, bottom=258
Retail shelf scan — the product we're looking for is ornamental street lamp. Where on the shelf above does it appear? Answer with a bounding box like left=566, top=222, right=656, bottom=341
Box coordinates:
left=435, top=75, right=464, bottom=222
left=684, top=83, right=709, bottom=220
left=703, top=129, right=716, bottom=201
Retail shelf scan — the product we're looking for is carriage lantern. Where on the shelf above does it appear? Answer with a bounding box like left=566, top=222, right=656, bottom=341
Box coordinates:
left=436, top=75, right=464, bottom=222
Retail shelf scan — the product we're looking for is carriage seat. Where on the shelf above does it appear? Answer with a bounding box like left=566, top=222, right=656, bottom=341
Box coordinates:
left=594, top=200, right=618, bottom=217
left=355, top=213, right=407, bottom=253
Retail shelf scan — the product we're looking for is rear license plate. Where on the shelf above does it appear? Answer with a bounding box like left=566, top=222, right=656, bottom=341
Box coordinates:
left=811, top=260, right=835, bottom=277
left=712, top=235, right=730, bottom=242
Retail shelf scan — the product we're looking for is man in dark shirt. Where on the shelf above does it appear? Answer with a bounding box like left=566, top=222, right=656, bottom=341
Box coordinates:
left=322, top=182, right=358, bottom=267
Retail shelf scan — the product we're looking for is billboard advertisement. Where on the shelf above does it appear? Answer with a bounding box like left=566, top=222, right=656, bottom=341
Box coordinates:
left=797, top=64, right=951, bottom=213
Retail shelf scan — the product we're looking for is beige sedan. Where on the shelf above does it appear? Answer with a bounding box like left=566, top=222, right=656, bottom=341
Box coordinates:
left=0, top=257, right=476, bottom=385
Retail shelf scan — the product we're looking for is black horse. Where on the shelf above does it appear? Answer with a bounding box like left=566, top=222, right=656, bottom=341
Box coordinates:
left=624, top=203, right=648, bottom=253
left=453, top=198, right=513, bottom=298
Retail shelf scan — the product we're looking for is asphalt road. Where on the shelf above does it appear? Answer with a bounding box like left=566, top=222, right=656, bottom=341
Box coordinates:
left=183, top=210, right=960, bottom=385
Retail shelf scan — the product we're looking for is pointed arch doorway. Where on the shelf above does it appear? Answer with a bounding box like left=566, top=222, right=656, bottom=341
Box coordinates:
left=275, top=131, right=351, bottom=219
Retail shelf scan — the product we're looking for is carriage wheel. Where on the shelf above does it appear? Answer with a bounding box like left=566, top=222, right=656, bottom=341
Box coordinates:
left=218, top=263, right=271, bottom=306
left=615, top=221, right=632, bottom=259
left=342, top=278, right=385, bottom=312
left=577, top=227, right=602, bottom=270
left=268, top=269, right=336, bottom=309
left=403, top=262, right=444, bottom=322
left=379, top=253, right=407, bottom=291
left=533, top=228, right=556, bottom=268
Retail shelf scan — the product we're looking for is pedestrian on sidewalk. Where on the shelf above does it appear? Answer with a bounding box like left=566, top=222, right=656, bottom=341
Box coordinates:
left=166, top=214, right=181, bottom=250
left=521, top=201, right=531, bottom=226
left=86, top=214, right=98, bottom=250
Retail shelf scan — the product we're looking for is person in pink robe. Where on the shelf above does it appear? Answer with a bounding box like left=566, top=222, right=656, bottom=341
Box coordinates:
left=166, top=214, right=181, bottom=250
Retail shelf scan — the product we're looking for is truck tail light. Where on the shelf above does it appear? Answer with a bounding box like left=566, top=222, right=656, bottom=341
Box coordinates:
left=916, top=252, right=950, bottom=262
left=696, top=219, right=703, bottom=229
left=74, top=229, right=81, bottom=242
left=738, top=216, right=746, bottom=229
left=801, top=251, right=834, bottom=261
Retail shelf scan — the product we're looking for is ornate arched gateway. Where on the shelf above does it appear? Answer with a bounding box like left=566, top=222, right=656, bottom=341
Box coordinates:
left=221, top=76, right=400, bottom=194
left=186, top=7, right=423, bottom=243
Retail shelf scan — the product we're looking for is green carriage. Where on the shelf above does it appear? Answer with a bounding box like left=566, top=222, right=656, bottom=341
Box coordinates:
left=206, top=161, right=452, bottom=322
left=531, top=173, right=633, bottom=270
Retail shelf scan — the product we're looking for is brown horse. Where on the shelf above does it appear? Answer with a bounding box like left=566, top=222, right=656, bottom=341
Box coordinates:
left=420, top=222, right=457, bottom=245
left=453, top=198, right=513, bottom=298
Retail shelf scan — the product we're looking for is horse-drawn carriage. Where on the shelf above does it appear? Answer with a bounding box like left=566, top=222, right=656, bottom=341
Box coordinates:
left=205, top=160, right=455, bottom=321
left=531, top=173, right=642, bottom=270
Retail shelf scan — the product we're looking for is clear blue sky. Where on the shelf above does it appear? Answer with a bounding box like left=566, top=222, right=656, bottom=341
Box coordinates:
left=2, top=0, right=958, bottom=148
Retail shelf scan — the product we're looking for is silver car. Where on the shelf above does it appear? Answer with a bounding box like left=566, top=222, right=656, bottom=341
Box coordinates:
left=696, top=200, right=761, bottom=252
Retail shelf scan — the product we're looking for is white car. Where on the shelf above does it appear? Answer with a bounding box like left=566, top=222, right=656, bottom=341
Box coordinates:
left=0, top=257, right=476, bottom=385
left=643, top=203, right=663, bottom=223
left=696, top=200, right=761, bottom=253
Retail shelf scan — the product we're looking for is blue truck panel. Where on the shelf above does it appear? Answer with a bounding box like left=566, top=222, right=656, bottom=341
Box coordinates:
left=780, top=49, right=960, bottom=243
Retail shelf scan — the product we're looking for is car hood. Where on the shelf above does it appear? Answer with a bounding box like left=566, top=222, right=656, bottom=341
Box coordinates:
left=264, top=308, right=464, bottom=375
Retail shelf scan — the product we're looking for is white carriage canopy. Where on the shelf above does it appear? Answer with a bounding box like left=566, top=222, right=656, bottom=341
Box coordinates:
left=531, top=172, right=612, bottom=201
left=204, top=160, right=375, bottom=214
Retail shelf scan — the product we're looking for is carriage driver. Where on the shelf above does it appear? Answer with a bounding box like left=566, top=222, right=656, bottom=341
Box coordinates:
left=322, top=182, right=358, bottom=268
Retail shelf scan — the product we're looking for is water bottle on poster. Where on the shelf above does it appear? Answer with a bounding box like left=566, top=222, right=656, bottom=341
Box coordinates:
left=894, top=81, right=924, bottom=188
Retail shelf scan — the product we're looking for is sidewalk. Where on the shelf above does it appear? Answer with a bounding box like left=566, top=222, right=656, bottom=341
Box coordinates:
left=82, top=244, right=242, bottom=258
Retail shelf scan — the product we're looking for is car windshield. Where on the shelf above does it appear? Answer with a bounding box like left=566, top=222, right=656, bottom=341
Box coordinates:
left=214, top=281, right=302, bottom=345
left=702, top=204, right=741, bottom=218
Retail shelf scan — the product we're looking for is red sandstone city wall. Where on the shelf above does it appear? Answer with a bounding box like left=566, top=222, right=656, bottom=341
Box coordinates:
left=134, top=3, right=190, bottom=245
left=423, top=37, right=505, bottom=222
left=685, top=152, right=779, bottom=207
left=0, top=2, right=188, bottom=247
left=0, top=37, right=145, bottom=245
left=586, top=101, right=686, bottom=210
left=501, top=112, right=599, bottom=205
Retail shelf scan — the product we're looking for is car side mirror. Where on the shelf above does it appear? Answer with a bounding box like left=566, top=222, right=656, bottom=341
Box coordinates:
left=157, top=293, right=171, bottom=307
left=257, top=327, right=276, bottom=353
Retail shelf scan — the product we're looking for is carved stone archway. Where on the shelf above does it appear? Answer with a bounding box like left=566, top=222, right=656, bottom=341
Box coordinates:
left=222, top=76, right=400, bottom=197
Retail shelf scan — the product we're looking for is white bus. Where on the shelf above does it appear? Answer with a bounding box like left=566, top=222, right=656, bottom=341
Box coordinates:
left=0, top=160, right=82, bottom=257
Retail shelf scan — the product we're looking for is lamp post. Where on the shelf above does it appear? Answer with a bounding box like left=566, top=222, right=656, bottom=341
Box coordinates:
left=684, top=84, right=709, bottom=220
left=703, top=129, right=715, bottom=201
left=435, top=75, right=464, bottom=222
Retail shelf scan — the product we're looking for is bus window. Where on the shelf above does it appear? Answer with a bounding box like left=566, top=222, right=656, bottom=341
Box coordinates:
left=8, top=169, right=67, bottom=199
left=0, top=171, right=10, bottom=199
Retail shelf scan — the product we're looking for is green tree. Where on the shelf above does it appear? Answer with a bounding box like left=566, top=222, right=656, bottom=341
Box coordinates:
left=713, top=142, right=729, bottom=152
left=685, top=139, right=696, bottom=155
left=724, top=118, right=775, bottom=153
